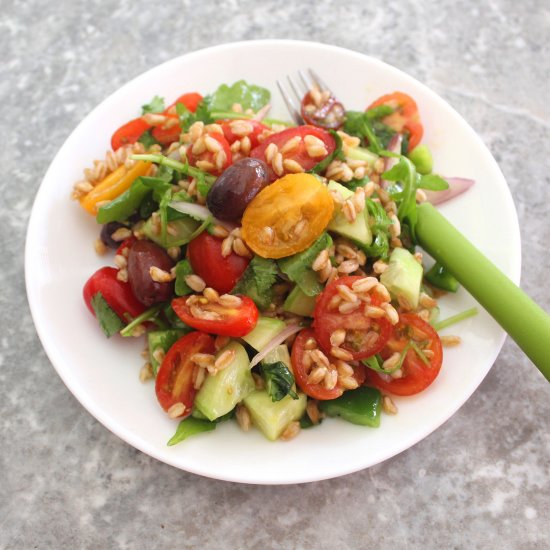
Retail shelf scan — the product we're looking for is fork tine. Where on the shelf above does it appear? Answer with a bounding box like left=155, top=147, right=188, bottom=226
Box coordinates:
left=298, top=70, right=312, bottom=94
left=308, top=68, right=330, bottom=93
left=276, top=79, right=304, bottom=125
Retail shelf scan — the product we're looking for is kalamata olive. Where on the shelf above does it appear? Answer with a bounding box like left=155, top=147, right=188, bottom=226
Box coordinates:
left=206, top=157, right=270, bottom=222
left=100, top=222, right=127, bottom=249
left=127, top=240, right=175, bottom=306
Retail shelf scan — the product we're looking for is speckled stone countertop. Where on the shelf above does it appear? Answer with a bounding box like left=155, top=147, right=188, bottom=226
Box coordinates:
left=2, top=0, right=549, bottom=548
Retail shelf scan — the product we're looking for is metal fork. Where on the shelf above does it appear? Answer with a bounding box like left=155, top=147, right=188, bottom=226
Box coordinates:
left=276, top=68, right=332, bottom=126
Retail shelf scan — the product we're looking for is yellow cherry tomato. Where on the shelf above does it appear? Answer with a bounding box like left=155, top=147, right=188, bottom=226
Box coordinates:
left=241, top=173, right=334, bottom=259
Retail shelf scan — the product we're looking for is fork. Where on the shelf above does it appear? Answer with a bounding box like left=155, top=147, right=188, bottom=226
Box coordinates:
left=276, top=71, right=550, bottom=377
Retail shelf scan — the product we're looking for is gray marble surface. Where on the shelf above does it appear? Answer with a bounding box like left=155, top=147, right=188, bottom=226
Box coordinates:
left=2, top=0, right=549, bottom=548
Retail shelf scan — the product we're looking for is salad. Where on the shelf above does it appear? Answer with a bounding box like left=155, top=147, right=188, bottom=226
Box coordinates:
left=73, top=79, right=476, bottom=445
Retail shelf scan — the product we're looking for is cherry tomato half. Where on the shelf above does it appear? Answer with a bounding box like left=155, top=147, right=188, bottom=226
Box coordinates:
left=155, top=331, right=215, bottom=417
left=171, top=295, right=258, bottom=337
left=187, top=232, right=250, bottom=294
left=291, top=328, right=367, bottom=400
left=363, top=314, right=443, bottom=396
left=313, top=276, right=393, bottom=361
left=111, top=117, right=151, bottom=151
left=152, top=93, right=204, bottom=145
left=83, top=266, right=146, bottom=322
left=367, top=92, right=423, bottom=152
left=167, top=92, right=203, bottom=113
left=301, top=91, right=345, bottom=130
left=250, top=125, right=335, bottom=181
left=219, top=119, right=271, bottom=150
left=241, top=173, right=334, bottom=259
left=186, top=132, right=232, bottom=176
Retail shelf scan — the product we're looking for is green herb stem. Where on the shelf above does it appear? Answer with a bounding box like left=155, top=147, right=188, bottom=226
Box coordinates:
left=131, top=154, right=216, bottom=184
left=433, top=307, right=478, bottom=331
left=120, top=304, right=164, bottom=337
left=416, top=202, right=550, bottom=379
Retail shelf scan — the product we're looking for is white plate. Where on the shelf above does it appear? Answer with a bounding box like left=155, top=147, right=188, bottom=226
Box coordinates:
left=25, top=40, right=521, bottom=484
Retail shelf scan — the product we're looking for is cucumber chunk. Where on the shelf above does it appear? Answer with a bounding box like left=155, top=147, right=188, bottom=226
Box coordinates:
left=283, top=285, right=316, bottom=317
left=244, top=390, right=307, bottom=441
left=380, top=247, right=423, bottom=309
left=241, top=316, right=286, bottom=351
left=194, top=341, right=255, bottom=421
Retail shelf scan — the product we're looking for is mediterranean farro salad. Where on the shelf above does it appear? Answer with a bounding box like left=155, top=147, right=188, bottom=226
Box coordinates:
left=73, top=79, right=477, bottom=445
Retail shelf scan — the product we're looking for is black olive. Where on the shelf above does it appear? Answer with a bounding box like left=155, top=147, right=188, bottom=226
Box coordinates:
left=100, top=222, right=127, bottom=249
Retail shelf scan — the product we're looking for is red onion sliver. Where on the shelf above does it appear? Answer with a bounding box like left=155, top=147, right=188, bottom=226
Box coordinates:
left=424, top=177, right=475, bottom=205
left=249, top=324, right=304, bottom=368
left=381, top=134, right=402, bottom=190
left=169, top=201, right=236, bottom=231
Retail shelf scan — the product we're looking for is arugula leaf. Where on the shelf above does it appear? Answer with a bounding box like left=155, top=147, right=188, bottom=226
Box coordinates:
left=141, top=95, right=165, bottom=114
left=209, top=80, right=270, bottom=112
left=278, top=233, right=332, bottom=296
left=174, top=259, right=194, bottom=296
left=418, top=174, right=449, bottom=191
left=90, top=292, right=124, bottom=337
left=231, top=255, right=278, bottom=310
left=167, top=416, right=216, bottom=446
left=362, top=199, right=392, bottom=260
left=176, top=101, right=213, bottom=133
left=309, top=130, right=343, bottom=174
left=260, top=361, right=298, bottom=402
left=365, top=105, right=395, bottom=119
left=137, top=129, right=160, bottom=149
left=343, top=111, right=382, bottom=153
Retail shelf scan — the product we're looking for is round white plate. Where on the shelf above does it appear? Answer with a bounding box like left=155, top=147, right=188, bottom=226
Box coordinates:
left=25, top=40, right=521, bottom=484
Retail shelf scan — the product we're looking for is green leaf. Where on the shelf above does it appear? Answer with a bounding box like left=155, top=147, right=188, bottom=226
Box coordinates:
left=90, top=292, right=124, bottom=337
left=260, top=361, right=298, bottom=402
left=418, top=174, right=449, bottom=191
left=209, top=80, right=270, bottom=112
left=343, top=111, right=382, bottom=153
left=309, top=130, right=343, bottom=174
left=174, top=259, right=194, bottom=296
left=362, top=199, right=392, bottom=260
left=278, top=233, right=332, bottom=297
left=167, top=416, right=216, bottom=446
left=365, top=105, right=395, bottom=119
left=232, top=256, right=278, bottom=310
left=141, top=95, right=165, bottom=114
left=137, top=129, right=160, bottom=149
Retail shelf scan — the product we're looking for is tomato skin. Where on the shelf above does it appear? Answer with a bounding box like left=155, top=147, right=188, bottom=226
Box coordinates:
left=155, top=331, right=215, bottom=416
left=172, top=295, right=259, bottom=337
left=186, top=132, right=232, bottom=176
left=313, top=276, right=393, bottom=361
left=367, top=92, right=423, bottom=152
left=83, top=266, right=146, bottom=322
left=115, top=236, right=136, bottom=257
left=219, top=119, right=270, bottom=150
left=168, top=92, right=203, bottom=113
left=111, top=117, right=150, bottom=151
left=364, top=314, right=443, bottom=396
left=151, top=119, right=181, bottom=145
left=187, top=232, right=250, bottom=294
left=291, top=329, right=366, bottom=400
left=250, top=125, right=335, bottom=181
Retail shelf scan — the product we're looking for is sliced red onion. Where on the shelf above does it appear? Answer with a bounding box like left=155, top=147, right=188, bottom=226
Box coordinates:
left=249, top=323, right=304, bottom=368
left=253, top=103, right=271, bottom=121
left=169, top=201, right=236, bottom=231
left=381, top=134, right=402, bottom=190
left=424, top=177, right=475, bottom=205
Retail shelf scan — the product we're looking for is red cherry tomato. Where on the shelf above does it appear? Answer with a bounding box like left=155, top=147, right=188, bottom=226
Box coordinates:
left=367, top=92, right=424, bottom=152
left=171, top=295, right=258, bottom=337
left=111, top=117, right=151, bottom=151
left=155, top=331, right=215, bottom=417
left=83, top=266, right=146, bottom=322
left=363, top=314, right=443, bottom=396
left=313, top=276, right=393, bottom=361
left=250, top=125, right=335, bottom=181
left=290, top=328, right=367, bottom=400
left=187, top=232, right=250, bottom=294
left=219, top=119, right=271, bottom=150
left=186, top=132, right=232, bottom=176
left=152, top=93, right=204, bottom=145
left=301, top=91, right=345, bottom=129
left=167, top=92, right=203, bottom=113
left=115, top=236, right=136, bottom=257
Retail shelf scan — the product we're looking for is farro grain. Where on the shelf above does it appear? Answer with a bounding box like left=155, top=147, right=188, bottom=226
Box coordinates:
left=240, top=136, right=251, bottom=155
left=111, top=227, right=132, bottom=242
left=193, top=366, right=206, bottom=390
left=236, top=404, right=251, bottom=431
left=338, top=301, right=361, bottom=314
left=167, top=402, right=185, bottom=418
left=338, top=259, right=360, bottom=274
left=218, top=294, right=243, bottom=308
left=280, top=136, right=301, bottom=154
left=215, top=349, right=236, bottom=370
left=382, top=352, right=401, bottom=370
left=343, top=200, right=357, bottom=223
left=324, top=369, right=338, bottom=390
left=272, top=152, right=284, bottom=176
left=233, top=237, right=252, bottom=258
left=185, top=274, right=206, bottom=292
left=221, top=235, right=234, bottom=257
left=336, top=284, right=359, bottom=302
left=307, top=366, right=327, bottom=385
left=351, top=276, right=378, bottom=293
left=150, top=266, right=174, bottom=283
left=381, top=303, right=399, bottom=325
left=382, top=396, right=398, bottom=415
left=283, top=158, right=305, bottom=173
left=330, top=329, right=346, bottom=347
left=280, top=421, right=300, bottom=441
left=311, top=349, right=330, bottom=368
left=364, top=305, right=385, bottom=318
left=204, top=287, right=220, bottom=303
left=331, top=347, right=354, bottom=361
left=139, top=363, right=154, bottom=383
left=94, top=238, right=107, bottom=256
left=419, top=292, right=438, bottom=309
left=306, top=400, right=321, bottom=424
left=441, top=335, right=461, bottom=347
left=196, top=160, right=215, bottom=172
left=265, top=143, right=278, bottom=164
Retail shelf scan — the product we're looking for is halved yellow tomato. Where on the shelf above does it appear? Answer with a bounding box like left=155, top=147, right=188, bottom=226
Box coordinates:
left=241, top=173, right=334, bottom=259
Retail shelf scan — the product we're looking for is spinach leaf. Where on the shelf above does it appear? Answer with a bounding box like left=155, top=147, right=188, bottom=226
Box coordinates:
left=278, top=233, right=332, bottom=297
left=90, top=292, right=125, bottom=337
left=209, top=80, right=270, bottom=112
left=260, top=361, right=298, bottom=402
left=141, top=95, right=165, bottom=114
left=174, top=259, right=194, bottom=296
left=232, top=255, right=278, bottom=310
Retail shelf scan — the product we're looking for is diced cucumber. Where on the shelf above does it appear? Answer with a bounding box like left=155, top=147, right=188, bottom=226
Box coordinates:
left=243, top=390, right=307, bottom=441
left=262, top=344, right=291, bottom=367
left=380, top=247, right=423, bottom=309
left=283, top=285, right=316, bottom=317
left=408, top=144, right=433, bottom=175
left=319, top=386, right=382, bottom=427
left=241, top=316, right=286, bottom=351
left=345, top=146, right=378, bottom=167
left=327, top=181, right=372, bottom=246
left=194, top=341, right=255, bottom=421
left=147, top=329, right=187, bottom=376
left=143, top=216, right=200, bottom=248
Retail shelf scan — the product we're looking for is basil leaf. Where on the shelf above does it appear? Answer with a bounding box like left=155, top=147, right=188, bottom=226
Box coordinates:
left=90, top=292, right=124, bottom=338
left=261, top=361, right=298, bottom=402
